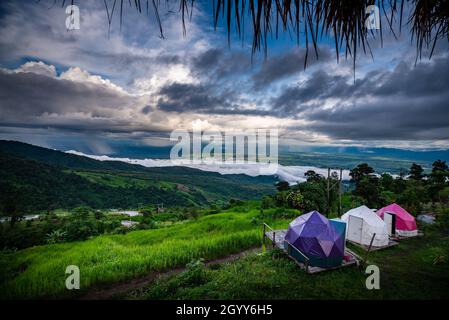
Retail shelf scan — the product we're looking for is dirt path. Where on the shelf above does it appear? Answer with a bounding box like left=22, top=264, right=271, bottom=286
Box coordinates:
left=80, top=247, right=261, bottom=300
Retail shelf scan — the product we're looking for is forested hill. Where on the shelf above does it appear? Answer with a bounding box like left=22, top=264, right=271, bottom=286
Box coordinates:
left=0, top=140, right=153, bottom=171
left=0, top=141, right=276, bottom=213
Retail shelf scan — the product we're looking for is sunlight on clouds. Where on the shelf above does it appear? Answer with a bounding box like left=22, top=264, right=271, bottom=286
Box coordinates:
left=133, top=64, right=198, bottom=94
left=60, top=67, right=127, bottom=94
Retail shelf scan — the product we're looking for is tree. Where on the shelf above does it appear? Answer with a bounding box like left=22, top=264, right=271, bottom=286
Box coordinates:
left=139, top=207, right=154, bottom=219
left=380, top=173, right=394, bottom=192
left=392, top=175, right=407, bottom=194
left=94, top=210, right=105, bottom=220
left=296, top=182, right=327, bottom=213
left=379, top=191, right=396, bottom=207
left=63, top=219, right=98, bottom=241
left=46, top=230, right=67, bottom=244
left=397, top=181, right=429, bottom=214
left=285, top=190, right=303, bottom=210
left=430, top=160, right=449, bottom=184
left=349, top=163, right=375, bottom=184
left=349, top=163, right=380, bottom=207
left=72, top=206, right=92, bottom=219
left=429, top=160, right=449, bottom=202
left=356, top=175, right=381, bottom=209
left=409, top=163, right=424, bottom=181
left=304, top=170, right=324, bottom=183
left=261, top=195, right=275, bottom=209
left=3, top=198, right=22, bottom=228
left=275, top=181, right=290, bottom=192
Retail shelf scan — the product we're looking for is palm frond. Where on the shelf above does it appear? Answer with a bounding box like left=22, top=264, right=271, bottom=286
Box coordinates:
left=37, top=0, right=449, bottom=65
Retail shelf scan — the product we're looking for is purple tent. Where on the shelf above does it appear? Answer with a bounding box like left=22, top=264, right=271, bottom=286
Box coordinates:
left=284, top=211, right=345, bottom=268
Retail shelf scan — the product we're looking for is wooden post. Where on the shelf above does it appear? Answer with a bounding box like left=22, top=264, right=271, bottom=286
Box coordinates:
left=339, top=168, right=343, bottom=217
left=262, top=223, right=266, bottom=247
left=327, top=168, right=330, bottom=217
left=363, top=233, right=376, bottom=266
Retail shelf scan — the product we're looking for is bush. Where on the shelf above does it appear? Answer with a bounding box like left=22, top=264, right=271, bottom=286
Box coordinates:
left=62, top=219, right=99, bottom=241
left=261, top=196, right=276, bottom=209
left=256, top=207, right=299, bottom=220
left=111, top=226, right=129, bottom=234
left=72, top=206, right=93, bottom=219
left=180, top=258, right=209, bottom=286
left=45, top=229, right=67, bottom=244
left=137, top=218, right=157, bottom=230
left=436, top=206, right=449, bottom=231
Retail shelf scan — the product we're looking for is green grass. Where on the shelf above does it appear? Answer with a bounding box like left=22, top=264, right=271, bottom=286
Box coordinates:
left=126, top=229, right=449, bottom=300
left=71, top=171, right=156, bottom=189
left=3, top=199, right=447, bottom=300
left=0, top=202, right=290, bottom=299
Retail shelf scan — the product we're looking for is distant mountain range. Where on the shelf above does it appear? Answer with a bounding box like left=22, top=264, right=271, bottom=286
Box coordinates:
left=32, top=140, right=449, bottom=165
left=0, top=140, right=277, bottom=213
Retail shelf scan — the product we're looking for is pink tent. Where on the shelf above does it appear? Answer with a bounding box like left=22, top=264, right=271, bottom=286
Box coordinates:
left=376, top=203, right=418, bottom=237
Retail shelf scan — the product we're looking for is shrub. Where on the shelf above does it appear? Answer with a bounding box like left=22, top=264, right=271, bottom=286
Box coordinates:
left=45, top=229, right=67, bottom=244
left=436, top=206, right=449, bottom=231
left=261, top=196, right=276, bottom=209
left=62, top=219, right=98, bottom=241
left=180, top=258, right=209, bottom=286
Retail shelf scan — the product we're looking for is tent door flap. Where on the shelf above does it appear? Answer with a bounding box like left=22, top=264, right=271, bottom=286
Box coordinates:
left=348, top=216, right=363, bottom=244
left=384, top=212, right=396, bottom=236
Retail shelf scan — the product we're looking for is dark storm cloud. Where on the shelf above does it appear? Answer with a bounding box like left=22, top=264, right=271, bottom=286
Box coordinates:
left=0, top=70, right=130, bottom=119
left=273, top=56, right=449, bottom=118
left=270, top=70, right=346, bottom=116
left=155, top=82, right=271, bottom=116
left=78, top=49, right=183, bottom=69
left=190, top=48, right=251, bottom=80
left=191, top=48, right=223, bottom=71
left=276, top=56, right=449, bottom=140
left=252, top=47, right=332, bottom=90
left=304, top=93, right=449, bottom=140
left=156, top=82, right=231, bottom=112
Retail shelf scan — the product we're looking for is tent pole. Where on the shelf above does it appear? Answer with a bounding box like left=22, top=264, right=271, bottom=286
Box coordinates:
left=363, top=233, right=376, bottom=267
left=339, top=168, right=343, bottom=217
left=327, top=168, right=330, bottom=217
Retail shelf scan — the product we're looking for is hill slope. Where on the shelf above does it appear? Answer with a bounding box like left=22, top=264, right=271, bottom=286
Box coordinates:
left=0, top=141, right=276, bottom=212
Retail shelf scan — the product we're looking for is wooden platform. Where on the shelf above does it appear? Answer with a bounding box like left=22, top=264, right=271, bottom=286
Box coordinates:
left=264, top=229, right=360, bottom=274
left=391, top=230, right=424, bottom=241
left=347, top=239, right=399, bottom=251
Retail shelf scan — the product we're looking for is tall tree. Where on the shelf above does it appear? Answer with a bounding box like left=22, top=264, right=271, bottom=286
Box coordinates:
left=349, top=163, right=375, bottom=184
left=430, top=160, right=449, bottom=184
left=304, top=170, right=324, bottom=183
left=275, top=181, right=290, bottom=192
left=350, top=163, right=381, bottom=208
left=409, top=163, right=424, bottom=181
left=429, top=160, right=449, bottom=202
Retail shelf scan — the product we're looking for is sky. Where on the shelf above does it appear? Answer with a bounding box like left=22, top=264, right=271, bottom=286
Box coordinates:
left=0, top=0, right=449, bottom=155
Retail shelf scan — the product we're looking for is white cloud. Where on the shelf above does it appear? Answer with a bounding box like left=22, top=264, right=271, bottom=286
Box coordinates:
left=15, top=61, right=57, bottom=78
left=60, top=67, right=127, bottom=94
left=65, top=150, right=352, bottom=184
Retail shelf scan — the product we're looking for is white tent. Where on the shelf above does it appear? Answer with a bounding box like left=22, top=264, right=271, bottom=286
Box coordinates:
left=341, top=205, right=389, bottom=247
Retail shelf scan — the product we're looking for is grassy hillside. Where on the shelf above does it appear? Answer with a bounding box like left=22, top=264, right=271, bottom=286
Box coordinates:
left=0, top=202, right=293, bottom=299
left=126, top=229, right=449, bottom=300
left=0, top=141, right=276, bottom=212
left=2, top=200, right=447, bottom=300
